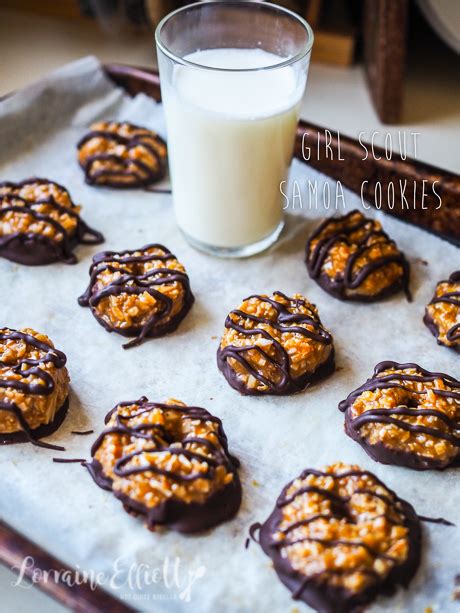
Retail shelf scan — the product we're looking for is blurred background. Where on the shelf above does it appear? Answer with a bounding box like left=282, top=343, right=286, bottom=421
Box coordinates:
left=0, top=0, right=459, bottom=611
left=0, top=0, right=459, bottom=172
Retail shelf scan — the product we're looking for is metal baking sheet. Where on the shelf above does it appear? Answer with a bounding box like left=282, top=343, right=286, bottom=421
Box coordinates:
left=0, top=56, right=459, bottom=612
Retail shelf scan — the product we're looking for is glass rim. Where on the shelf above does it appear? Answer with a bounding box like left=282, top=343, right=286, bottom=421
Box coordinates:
left=155, top=0, right=314, bottom=73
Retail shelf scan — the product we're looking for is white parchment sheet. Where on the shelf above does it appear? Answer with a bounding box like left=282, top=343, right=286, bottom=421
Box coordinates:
left=0, top=57, right=459, bottom=613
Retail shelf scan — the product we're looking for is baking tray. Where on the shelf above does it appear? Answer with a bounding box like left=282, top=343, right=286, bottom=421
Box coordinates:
left=0, top=61, right=459, bottom=613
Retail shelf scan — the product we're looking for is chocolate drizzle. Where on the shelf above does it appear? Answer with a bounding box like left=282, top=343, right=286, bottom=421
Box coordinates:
left=258, top=466, right=421, bottom=613
left=217, top=292, right=335, bottom=395
left=77, top=122, right=167, bottom=188
left=305, top=210, right=411, bottom=302
left=424, top=271, right=460, bottom=352
left=71, top=429, right=94, bottom=436
left=339, top=361, right=460, bottom=470
left=78, top=244, right=194, bottom=349
left=86, top=397, right=241, bottom=533
left=0, top=329, right=68, bottom=449
left=418, top=515, right=455, bottom=527
left=0, top=178, right=103, bottom=265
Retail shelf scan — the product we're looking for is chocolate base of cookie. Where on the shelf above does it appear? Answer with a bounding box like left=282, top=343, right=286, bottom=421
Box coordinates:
left=86, top=459, right=242, bottom=534
left=344, top=415, right=458, bottom=470
left=0, top=234, right=77, bottom=266
left=0, top=396, right=69, bottom=445
left=423, top=311, right=460, bottom=354
left=87, top=293, right=195, bottom=349
left=83, top=174, right=166, bottom=190
left=259, top=496, right=421, bottom=613
left=216, top=347, right=335, bottom=396
left=308, top=270, right=409, bottom=303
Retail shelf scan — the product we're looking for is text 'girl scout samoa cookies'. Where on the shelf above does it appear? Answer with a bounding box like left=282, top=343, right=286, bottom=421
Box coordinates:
left=305, top=210, right=411, bottom=302
left=424, top=271, right=460, bottom=352
left=77, top=121, right=167, bottom=188
left=0, top=178, right=103, bottom=265
left=339, top=361, right=460, bottom=470
left=78, top=243, right=194, bottom=349
left=217, top=292, right=334, bottom=395
left=0, top=328, right=70, bottom=449
left=255, top=463, right=421, bottom=613
left=86, top=397, right=242, bottom=534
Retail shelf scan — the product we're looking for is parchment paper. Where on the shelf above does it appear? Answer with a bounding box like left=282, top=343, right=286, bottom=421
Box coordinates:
left=0, top=57, right=459, bottom=613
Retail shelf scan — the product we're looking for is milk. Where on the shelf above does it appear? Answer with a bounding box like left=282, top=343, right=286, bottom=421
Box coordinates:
left=161, top=48, right=304, bottom=251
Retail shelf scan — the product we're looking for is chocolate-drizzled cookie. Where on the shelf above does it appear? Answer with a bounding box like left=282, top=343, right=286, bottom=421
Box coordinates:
left=305, top=210, right=410, bottom=302
left=78, top=243, right=194, bottom=349
left=339, top=361, right=460, bottom=470
left=0, top=178, right=103, bottom=265
left=86, top=397, right=241, bottom=533
left=257, top=463, right=421, bottom=613
left=217, top=292, right=334, bottom=395
left=0, top=328, right=70, bottom=450
left=424, top=271, right=460, bottom=352
left=77, top=121, right=167, bottom=188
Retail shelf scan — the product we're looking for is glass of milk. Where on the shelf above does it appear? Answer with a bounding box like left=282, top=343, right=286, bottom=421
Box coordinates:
left=156, top=1, right=313, bottom=257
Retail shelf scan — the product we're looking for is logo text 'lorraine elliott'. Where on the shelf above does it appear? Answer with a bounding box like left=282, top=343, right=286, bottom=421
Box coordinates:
left=11, top=555, right=206, bottom=602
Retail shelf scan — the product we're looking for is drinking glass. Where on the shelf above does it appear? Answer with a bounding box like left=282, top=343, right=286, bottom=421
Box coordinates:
left=156, top=1, right=313, bottom=257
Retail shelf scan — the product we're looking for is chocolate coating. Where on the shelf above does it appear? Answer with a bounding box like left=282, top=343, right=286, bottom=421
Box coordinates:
left=0, top=178, right=103, bottom=265
left=77, top=121, right=167, bottom=188
left=424, top=271, right=460, bottom=353
left=78, top=243, right=194, bottom=349
left=217, top=292, right=335, bottom=396
left=339, top=361, right=460, bottom=470
left=86, top=397, right=242, bottom=534
left=258, top=466, right=421, bottom=613
left=305, top=210, right=411, bottom=302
